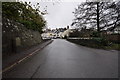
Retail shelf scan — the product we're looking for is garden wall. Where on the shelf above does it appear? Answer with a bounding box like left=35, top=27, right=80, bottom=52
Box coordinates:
left=67, top=38, right=109, bottom=49
left=2, top=17, right=43, bottom=56
left=105, top=34, right=120, bottom=44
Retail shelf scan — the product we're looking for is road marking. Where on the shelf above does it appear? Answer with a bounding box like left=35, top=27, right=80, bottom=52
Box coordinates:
left=18, top=56, right=28, bottom=63
left=0, top=40, right=53, bottom=74
left=1, top=63, right=17, bottom=74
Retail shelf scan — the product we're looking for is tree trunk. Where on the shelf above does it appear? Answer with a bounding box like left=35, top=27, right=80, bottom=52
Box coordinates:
left=97, top=2, right=100, bottom=32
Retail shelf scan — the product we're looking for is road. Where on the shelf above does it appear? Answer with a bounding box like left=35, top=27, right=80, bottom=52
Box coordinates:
left=3, top=39, right=118, bottom=78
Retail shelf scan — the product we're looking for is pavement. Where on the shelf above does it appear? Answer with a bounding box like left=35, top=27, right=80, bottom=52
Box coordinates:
left=3, top=39, right=118, bottom=78
left=2, top=40, right=53, bottom=72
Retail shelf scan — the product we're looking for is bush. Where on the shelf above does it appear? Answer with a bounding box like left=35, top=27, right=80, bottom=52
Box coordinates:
left=2, top=2, right=46, bottom=33
left=92, top=38, right=108, bottom=46
left=91, top=31, right=100, bottom=37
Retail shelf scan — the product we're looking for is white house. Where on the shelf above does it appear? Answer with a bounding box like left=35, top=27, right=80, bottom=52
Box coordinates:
left=61, top=29, right=73, bottom=38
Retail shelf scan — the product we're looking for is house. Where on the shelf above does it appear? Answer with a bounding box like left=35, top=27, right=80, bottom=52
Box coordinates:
left=60, top=29, right=74, bottom=38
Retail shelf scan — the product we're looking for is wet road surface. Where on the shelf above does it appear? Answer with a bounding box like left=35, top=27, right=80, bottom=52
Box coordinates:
left=3, top=39, right=118, bottom=78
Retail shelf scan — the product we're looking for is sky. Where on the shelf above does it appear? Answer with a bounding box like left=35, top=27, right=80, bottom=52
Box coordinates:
left=19, top=0, right=86, bottom=29
left=39, top=2, right=81, bottom=29
left=19, top=0, right=116, bottom=29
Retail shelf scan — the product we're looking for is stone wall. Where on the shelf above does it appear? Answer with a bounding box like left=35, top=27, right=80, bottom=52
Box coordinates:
left=2, top=17, right=42, bottom=56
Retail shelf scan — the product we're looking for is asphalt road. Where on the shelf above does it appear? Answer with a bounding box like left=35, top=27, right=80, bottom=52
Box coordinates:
left=3, top=39, right=118, bottom=78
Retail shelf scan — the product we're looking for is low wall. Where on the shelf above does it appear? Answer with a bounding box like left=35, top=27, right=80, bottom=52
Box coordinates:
left=105, top=34, right=120, bottom=44
left=67, top=38, right=109, bottom=49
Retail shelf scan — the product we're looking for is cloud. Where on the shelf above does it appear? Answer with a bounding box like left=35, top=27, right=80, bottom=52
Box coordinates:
left=19, top=0, right=83, bottom=29
left=40, top=2, right=80, bottom=29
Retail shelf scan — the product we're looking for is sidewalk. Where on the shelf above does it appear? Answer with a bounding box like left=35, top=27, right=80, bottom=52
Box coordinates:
left=2, top=40, right=53, bottom=72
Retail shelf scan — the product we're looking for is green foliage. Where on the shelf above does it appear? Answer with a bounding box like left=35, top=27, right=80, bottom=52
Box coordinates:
left=2, top=2, right=46, bottom=33
left=91, top=31, right=100, bottom=37
left=92, top=37, right=108, bottom=46
left=108, top=44, right=120, bottom=50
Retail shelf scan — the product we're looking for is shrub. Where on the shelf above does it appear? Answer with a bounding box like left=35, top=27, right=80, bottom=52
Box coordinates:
left=92, top=38, right=108, bottom=46
left=91, top=31, right=100, bottom=37
left=2, top=2, right=46, bottom=33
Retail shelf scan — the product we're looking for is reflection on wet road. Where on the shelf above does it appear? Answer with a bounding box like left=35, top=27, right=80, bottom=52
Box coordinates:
left=3, top=39, right=118, bottom=78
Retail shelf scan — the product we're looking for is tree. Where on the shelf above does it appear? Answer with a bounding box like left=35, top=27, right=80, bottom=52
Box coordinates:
left=106, top=1, right=120, bottom=31
left=2, top=2, right=47, bottom=33
left=72, top=1, right=120, bottom=32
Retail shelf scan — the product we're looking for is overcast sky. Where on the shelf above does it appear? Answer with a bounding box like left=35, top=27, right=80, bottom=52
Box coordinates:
left=39, top=2, right=81, bottom=29
left=20, top=0, right=86, bottom=29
